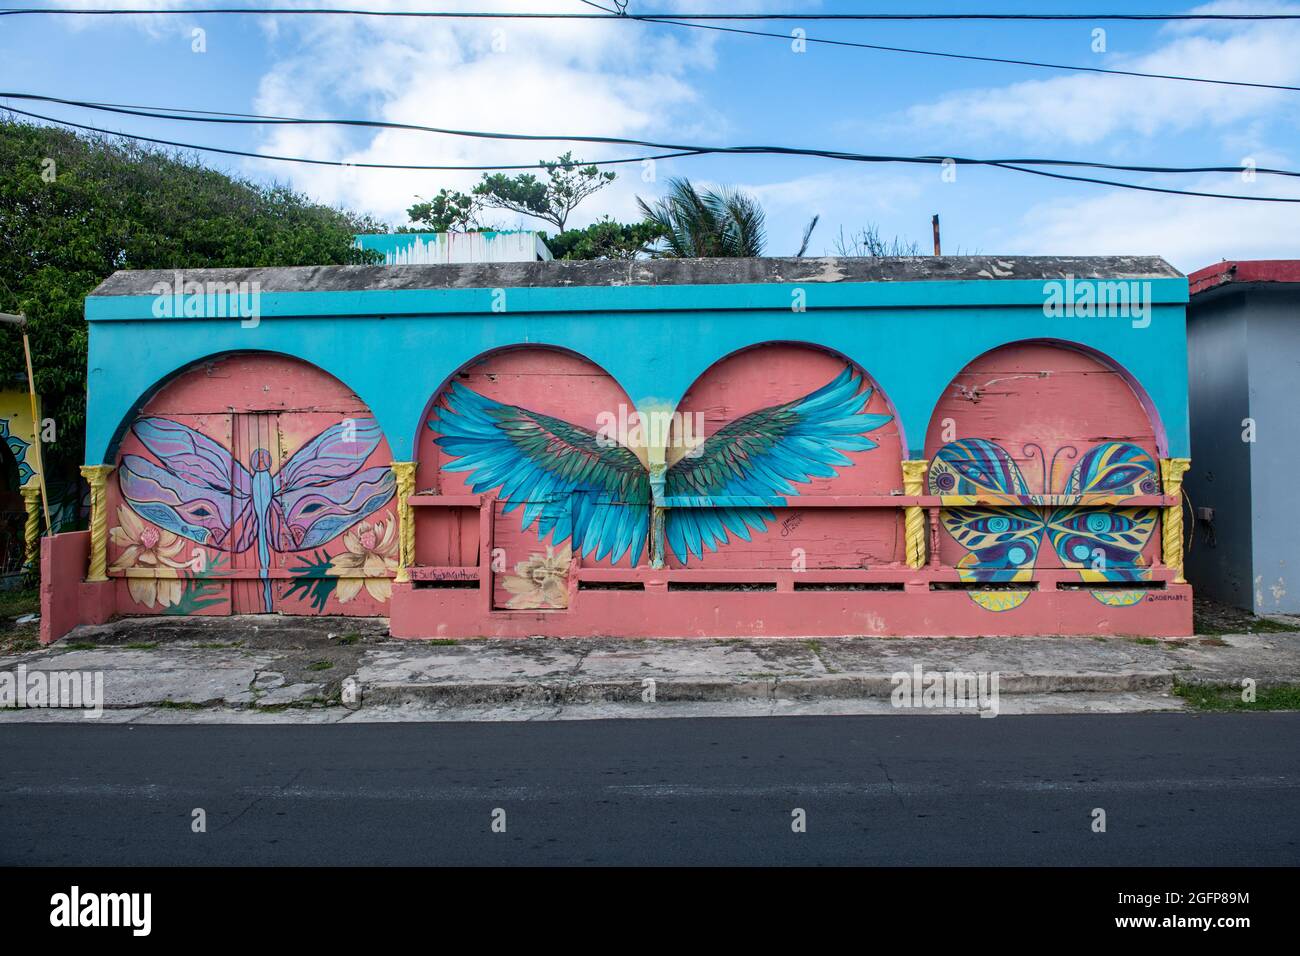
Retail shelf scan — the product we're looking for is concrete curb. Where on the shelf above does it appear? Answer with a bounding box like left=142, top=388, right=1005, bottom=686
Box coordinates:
left=359, top=670, right=1176, bottom=707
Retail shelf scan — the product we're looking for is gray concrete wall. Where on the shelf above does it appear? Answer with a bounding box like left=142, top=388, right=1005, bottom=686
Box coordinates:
left=1185, top=291, right=1254, bottom=609
left=1245, top=289, right=1300, bottom=614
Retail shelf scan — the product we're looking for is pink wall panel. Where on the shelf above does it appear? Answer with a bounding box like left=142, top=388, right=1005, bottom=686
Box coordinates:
left=413, top=507, right=479, bottom=568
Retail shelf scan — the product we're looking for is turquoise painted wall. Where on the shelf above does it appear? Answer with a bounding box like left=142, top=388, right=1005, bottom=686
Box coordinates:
left=84, top=277, right=1190, bottom=464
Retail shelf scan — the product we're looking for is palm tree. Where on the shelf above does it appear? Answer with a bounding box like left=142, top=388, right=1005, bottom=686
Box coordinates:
left=637, top=178, right=767, bottom=258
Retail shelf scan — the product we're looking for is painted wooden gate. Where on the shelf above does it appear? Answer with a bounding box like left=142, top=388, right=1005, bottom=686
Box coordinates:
left=107, top=354, right=399, bottom=619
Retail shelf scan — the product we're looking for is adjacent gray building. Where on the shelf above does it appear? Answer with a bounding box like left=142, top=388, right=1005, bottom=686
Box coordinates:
left=1186, top=260, right=1300, bottom=614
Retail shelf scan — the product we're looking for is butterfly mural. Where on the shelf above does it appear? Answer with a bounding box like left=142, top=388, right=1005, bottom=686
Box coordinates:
left=428, top=366, right=893, bottom=568
left=927, top=438, right=1161, bottom=610
left=118, top=417, right=397, bottom=612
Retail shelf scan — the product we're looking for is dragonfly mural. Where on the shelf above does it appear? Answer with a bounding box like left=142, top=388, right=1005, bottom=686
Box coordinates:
left=428, top=365, right=893, bottom=567
left=118, top=417, right=396, bottom=612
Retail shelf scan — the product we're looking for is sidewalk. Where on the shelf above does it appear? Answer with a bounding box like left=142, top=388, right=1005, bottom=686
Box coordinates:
left=2, top=614, right=1299, bottom=723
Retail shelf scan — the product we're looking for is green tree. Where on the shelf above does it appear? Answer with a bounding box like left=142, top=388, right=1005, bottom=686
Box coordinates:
left=637, top=178, right=767, bottom=258
left=542, top=217, right=665, bottom=260
left=405, top=188, right=481, bottom=232
left=0, top=119, right=382, bottom=476
left=473, top=152, right=615, bottom=233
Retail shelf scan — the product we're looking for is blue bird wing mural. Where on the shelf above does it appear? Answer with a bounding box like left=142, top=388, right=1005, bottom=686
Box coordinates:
left=428, top=383, right=651, bottom=565
left=662, top=366, right=892, bottom=564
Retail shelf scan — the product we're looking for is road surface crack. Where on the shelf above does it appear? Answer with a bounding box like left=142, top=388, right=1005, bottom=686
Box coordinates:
left=878, top=756, right=905, bottom=809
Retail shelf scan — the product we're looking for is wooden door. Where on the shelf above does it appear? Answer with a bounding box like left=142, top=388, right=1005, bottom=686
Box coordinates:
left=229, top=412, right=283, bottom=614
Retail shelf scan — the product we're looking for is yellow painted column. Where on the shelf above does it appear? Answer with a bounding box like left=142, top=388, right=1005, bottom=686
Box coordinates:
left=21, top=485, right=41, bottom=570
left=1160, top=458, right=1191, bottom=583
left=391, top=461, right=417, bottom=584
left=79, top=464, right=114, bottom=582
left=901, top=459, right=930, bottom=569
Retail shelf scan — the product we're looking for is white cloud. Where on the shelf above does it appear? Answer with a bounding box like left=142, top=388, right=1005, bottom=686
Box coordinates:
left=997, top=174, right=1300, bottom=271
left=239, top=0, right=723, bottom=226
left=905, top=2, right=1300, bottom=147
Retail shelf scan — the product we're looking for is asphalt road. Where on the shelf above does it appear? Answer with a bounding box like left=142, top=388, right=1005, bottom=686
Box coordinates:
left=2, top=713, right=1297, bottom=865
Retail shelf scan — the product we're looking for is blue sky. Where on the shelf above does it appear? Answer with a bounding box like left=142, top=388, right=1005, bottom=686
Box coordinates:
left=4, top=0, right=1300, bottom=271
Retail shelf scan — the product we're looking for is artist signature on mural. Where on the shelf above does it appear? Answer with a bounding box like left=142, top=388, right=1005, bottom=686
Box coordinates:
left=780, top=513, right=804, bottom=537
left=425, top=567, right=477, bottom=582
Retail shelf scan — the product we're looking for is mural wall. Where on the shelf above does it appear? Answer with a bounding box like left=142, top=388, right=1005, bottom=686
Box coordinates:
left=54, top=258, right=1193, bottom=641
left=73, top=336, right=1188, bottom=638
left=107, top=354, right=397, bottom=617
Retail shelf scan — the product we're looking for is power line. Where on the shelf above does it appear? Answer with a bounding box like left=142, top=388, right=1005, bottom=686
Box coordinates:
left=4, top=7, right=1300, bottom=22
left=0, top=103, right=700, bottom=171
left=576, top=0, right=1300, bottom=93
left=13, top=1, right=1295, bottom=93
left=6, top=91, right=1300, bottom=181
left=4, top=97, right=1297, bottom=203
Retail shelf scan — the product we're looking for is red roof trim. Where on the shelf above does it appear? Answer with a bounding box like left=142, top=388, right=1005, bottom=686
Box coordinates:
left=1188, top=260, right=1300, bottom=296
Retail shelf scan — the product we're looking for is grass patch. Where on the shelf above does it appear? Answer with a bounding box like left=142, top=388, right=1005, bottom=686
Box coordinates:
left=0, top=588, right=39, bottom=620
left=1174, top=680, right=1300, bottom=711
left=1194, top=597, right=1300, bottom=636
left=194, top=641, right=242, bottom=649
left=424, top=638, right=457, bottom=646
left=1132, top=637, right=1161, bottom=646
left=124, top=642, right=158, bottom=650
left=1202, top=616, right=1300, bottom=636
left=306, top=659, right=334, bottom=671
left=338, top=633, right=361, bottom=646
left=154, top=700, right=205, bottom=710
left=0, top=588, right=41, bottom=653
left=1, top=634, right=39, bottom=653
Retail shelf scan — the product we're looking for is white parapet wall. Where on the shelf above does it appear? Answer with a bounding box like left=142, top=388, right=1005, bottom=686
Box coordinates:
left=355, top=231, right=553, bottom=264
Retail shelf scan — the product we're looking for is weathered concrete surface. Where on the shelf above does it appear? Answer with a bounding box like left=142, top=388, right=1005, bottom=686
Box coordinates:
left=90, top=255, right=1182, bottom=297
left=0, top=692, right=1183, bottom=724
left=1, top=616, right=1295, bottom=722
left=1, top=615, right=387, bottom=711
